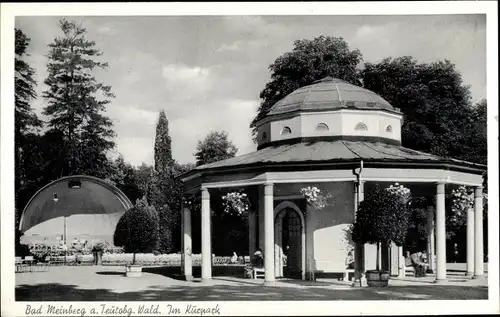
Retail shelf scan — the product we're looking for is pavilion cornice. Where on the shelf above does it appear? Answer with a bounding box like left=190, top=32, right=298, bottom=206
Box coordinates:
left=181, top=158, right=485, bottom=182
left=182, top=165, right=484, bottom=194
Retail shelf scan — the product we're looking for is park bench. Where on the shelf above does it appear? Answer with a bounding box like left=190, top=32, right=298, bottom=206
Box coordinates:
left=308, top=248, right=355, bottom=281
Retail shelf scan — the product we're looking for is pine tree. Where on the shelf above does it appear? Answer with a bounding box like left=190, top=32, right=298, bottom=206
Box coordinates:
left=15, top=28, right=42, bottom=253
left=42, top=19, right=115, bottom=178
left=15, top=28, right=42, bottom=191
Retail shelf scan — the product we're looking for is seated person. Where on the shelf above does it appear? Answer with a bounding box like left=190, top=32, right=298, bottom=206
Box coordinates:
left=230, top=251, right=238, bottom=264
left=410, top=250, right=426, bottom=277
left=252, top=250, right=264, bottom=268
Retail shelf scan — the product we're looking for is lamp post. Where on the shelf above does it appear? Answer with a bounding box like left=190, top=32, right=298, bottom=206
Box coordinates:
left=53, top=193, right=67, bottom=263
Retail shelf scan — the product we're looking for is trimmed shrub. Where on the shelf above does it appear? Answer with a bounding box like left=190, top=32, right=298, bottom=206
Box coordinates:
left=114, top=196, right=160, bottom=264
left=352, top=184, right=412, bottom=270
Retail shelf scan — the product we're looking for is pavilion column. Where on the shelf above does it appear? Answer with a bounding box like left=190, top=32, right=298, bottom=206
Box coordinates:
left=248, top=209, right=257, bottom=257
left=473, top=186, right=484, bottom=279
left=264, top=183, right=275, bottom=283
left=182, top=203, right=193, bottom=281
left=201, top=188, right=212, bottom=281
left=466, top=205, right=475, bottom=277
left=353, top=180, right=366, bottom=286
left=435, top=182, right=447, bottom=283
left=258, top=186, right=265, bottom=251
left=426, top=205, right=435, bottom=273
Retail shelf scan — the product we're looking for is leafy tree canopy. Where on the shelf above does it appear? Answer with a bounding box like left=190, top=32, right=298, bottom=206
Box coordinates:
left=352, top=185, right=412, bottom=247
left=361, top=57, right=478, bottom=161
left=250, top=35, right=363, bottom=140
left=195, top=131, right=238, bottom=166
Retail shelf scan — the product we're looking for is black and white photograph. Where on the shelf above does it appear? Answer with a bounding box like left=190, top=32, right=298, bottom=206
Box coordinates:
left=1, top=2, right=498, bottom=316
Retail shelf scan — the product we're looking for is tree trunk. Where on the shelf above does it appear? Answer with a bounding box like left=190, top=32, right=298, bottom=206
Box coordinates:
left=376, top=242, right=380, bottom=271
left=133, top=253, right=136, bottom=265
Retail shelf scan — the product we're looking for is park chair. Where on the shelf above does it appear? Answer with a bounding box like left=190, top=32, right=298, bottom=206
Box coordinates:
left=15, top=257, right=25, bottom=273
left=253, top=267, right=265, bottom=279
left=24, top=256, right=35, bottom=272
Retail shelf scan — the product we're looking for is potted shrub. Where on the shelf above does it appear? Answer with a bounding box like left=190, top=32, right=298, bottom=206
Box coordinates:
left=352, top=184, right=412, bottom=287
left=114, top=196, right=159, bottom=277
left=92, top=243, right=105, bottom=265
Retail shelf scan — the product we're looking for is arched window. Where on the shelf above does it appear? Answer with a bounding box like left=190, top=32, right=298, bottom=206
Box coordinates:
left=261, top=132, right=268, bottom=141
left=316, top=123, right=329, bottom=132
left=386, top=125, right=393, bottom=133
left=354, top=122, right=368, bottom=131
left=281, top=126, right=292, bottom=135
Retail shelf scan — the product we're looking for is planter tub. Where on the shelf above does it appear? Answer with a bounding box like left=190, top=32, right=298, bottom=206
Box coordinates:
left=93, top=251, right=103, bottom=265
left=126, top=265, right=142, bottom=277
left=366, top=270, right=390, bottom=287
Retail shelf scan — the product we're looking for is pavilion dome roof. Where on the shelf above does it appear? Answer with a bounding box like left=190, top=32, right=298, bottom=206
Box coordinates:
left=267, top=77, right=398, bottom=116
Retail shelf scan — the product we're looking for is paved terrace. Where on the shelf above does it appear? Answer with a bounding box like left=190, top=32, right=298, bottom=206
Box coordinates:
left=16, top=264, right=488, bottom=301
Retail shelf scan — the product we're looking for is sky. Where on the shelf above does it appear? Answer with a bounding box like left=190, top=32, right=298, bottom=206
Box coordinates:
left=15, top=15, right=487, bottom=167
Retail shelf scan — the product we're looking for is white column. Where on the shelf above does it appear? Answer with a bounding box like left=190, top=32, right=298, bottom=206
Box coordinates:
left=473, top=186, right=484, bottom=279
left=264, top=183, right=275, bottom=283
left=181, top=198, right=185, bottom=275
left=353, top=180, right=366, bottom=286
left=466, top=206, right=475, bottom=277
left=398, top=246, right=405, bottom=277
left=183, top=205, right=193, bottom=280
left=201, top=188, right=212, bottom=280
left=426, top=205, right=435, bottom=273
left=248, top=209, right=257, bottom=257
left=258, top=186, right=265, bottom=251
left=435, top=182, right=447, bottom=282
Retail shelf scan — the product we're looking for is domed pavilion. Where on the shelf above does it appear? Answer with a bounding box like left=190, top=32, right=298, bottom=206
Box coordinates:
left=180, top=77, right=486, bottom=285
left=19, top=175, right=133, bottom=247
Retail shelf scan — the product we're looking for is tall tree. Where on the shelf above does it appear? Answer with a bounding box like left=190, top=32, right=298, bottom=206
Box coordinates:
left=250, top=36, right=363, bottom=140
left=194, top=131, right=238, bottom=166
left=15, top=29, right=42, bottom=196
left=154, top=110, right=174, bottom=172
left=42, top=19, right=115, bottom=178
left=108, top=155, right=143, bottom=203
left=463, top=99, right=487, bottom=166
left=15, top=28, right=42, bottom=253
left=361, top=57, right=476, bottom=161
left=134, top=163, right=154, bottom=196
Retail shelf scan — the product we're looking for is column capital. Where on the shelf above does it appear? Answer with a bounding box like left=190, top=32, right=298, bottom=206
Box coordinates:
left=201, top=187, right=210, bottom=199
left=264, top=183, right=274, bottom=196
left=436, top=182, right=445, bottom=194
left=474, top=186, right=484, bottom=197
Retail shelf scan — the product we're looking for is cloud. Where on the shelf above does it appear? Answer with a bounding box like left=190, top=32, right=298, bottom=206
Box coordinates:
left=14, top=15, right=486, bottom=168
left=215, top=41, right=242, bottom=52
left=97, top=25, right=115, bottom=35
left=168, top=98, right=259, bottom=164
left=161, top=64, right=211, bottom=82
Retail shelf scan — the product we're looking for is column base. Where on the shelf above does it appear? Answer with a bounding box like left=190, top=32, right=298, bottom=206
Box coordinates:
left=263, top=280, right=277, bottom=287
left=465, top=272, right=474, bottom=277
left=201, top=277, right=213, bottom=283
left=351, top=277, right=368, bottom=288
left=434, top=278, right=447, bottom=284
left=472, top=274, right=484, bottom=280
left=183, top=275, right=194, bottom=281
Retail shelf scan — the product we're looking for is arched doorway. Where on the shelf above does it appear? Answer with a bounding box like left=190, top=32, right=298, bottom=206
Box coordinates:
left=274, top=201, right=305, bottom=280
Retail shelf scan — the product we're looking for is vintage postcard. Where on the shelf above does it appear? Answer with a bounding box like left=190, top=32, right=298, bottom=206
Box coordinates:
left=1, top=2, right=498, bottom=316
